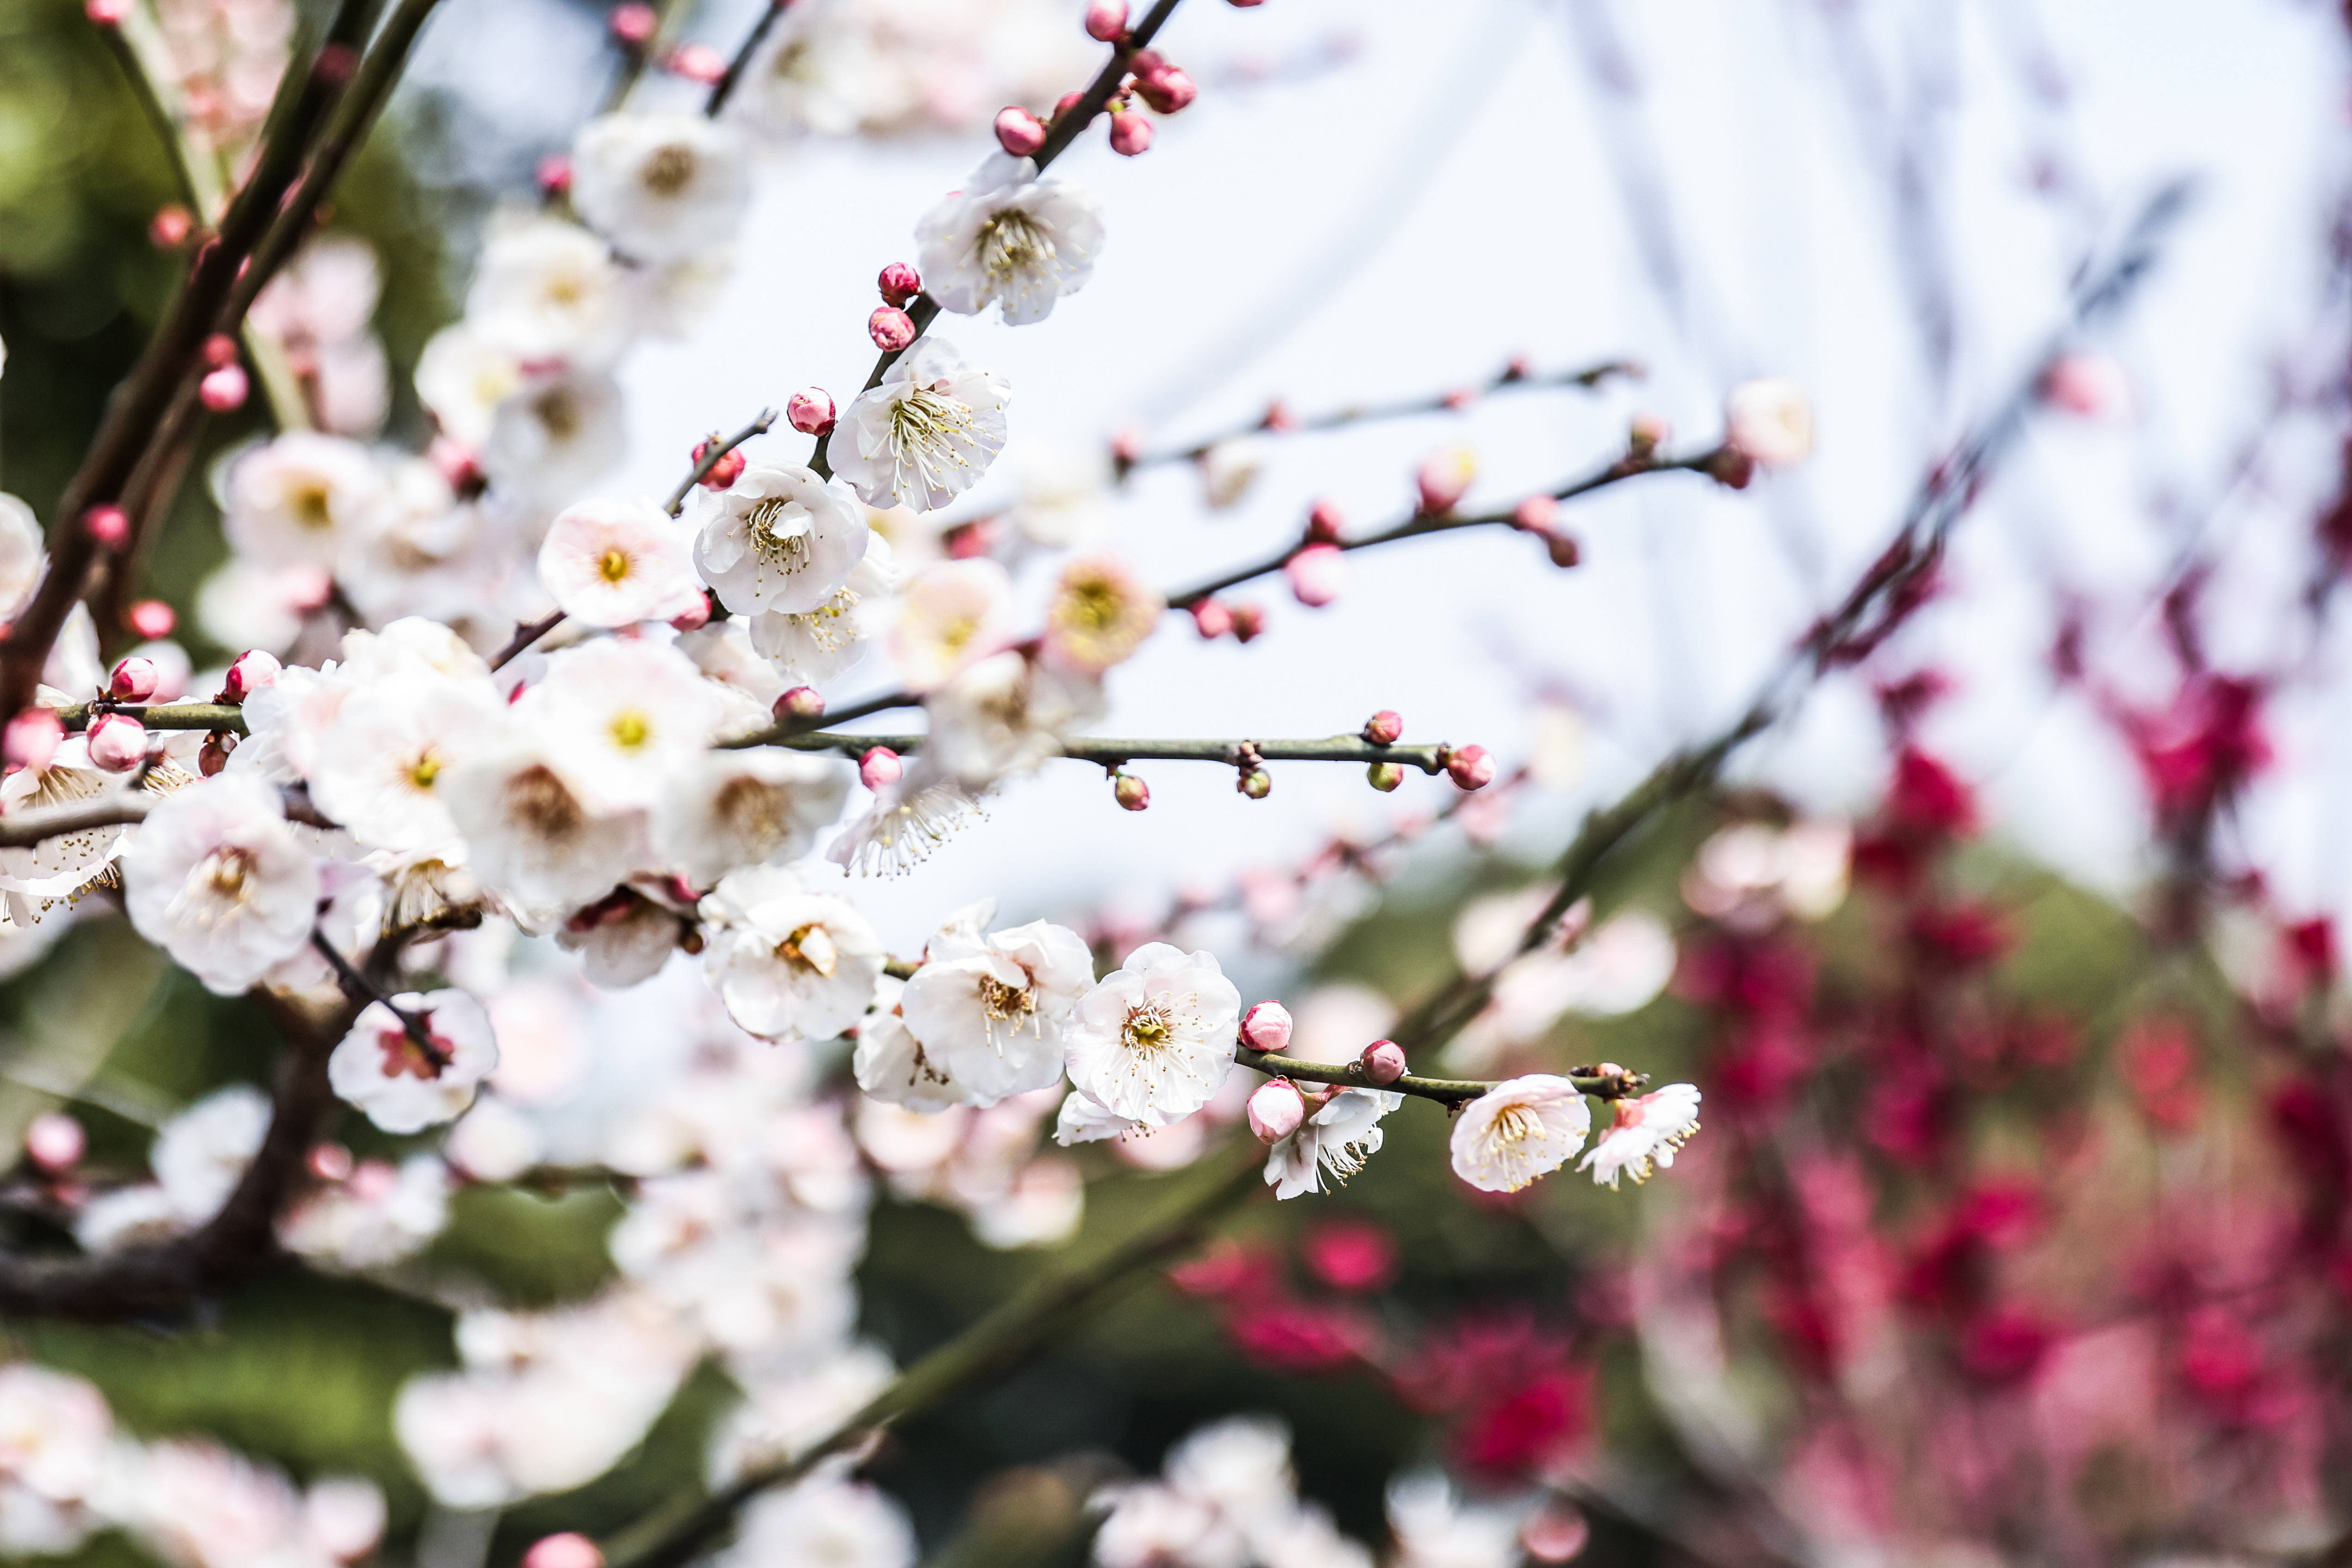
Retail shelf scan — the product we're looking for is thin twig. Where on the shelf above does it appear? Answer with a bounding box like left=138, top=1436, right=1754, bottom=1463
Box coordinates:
left=738, top=728, right=1462, bottom=772
left=1234, top=1048, right=1642, bottom=1108
left=704, top=0, right=786, bottom=117
left=308, top=929, right=447, bottom=1071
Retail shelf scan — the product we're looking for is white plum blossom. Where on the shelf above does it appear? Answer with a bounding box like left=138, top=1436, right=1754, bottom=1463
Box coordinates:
left=539, top=495, right=706, bottom=627
left=712, top=1475, right=916, bottom=1568
left=279, top=1154, right=453, bottom=1268
left=888, top=558, right=1015, bottom=692
left=1264, top=1087, right=1403, bottom=1200
left=924, top=649, right=1104, bottom=787
left=328, top=989, right=499, bottom=1133
left=414, top=323, right=523, bottom=447
left=1386, top=1471, right=1527, bottom=1568
left=746, top=530, right=896, bottom=686
left=1052, top=1087, right=1143, bottom=1146
left=653, top=748, right=850, bottom=889
left=0, top=737, right=144, bottom=920
left=1724, top=376, right=1814, bottom=467
left=480, top=368, right=628, bottom=505
left=556, top=885, right=686, bottom=987
left=0, top=492, right=46, bottom=619
left=440, top=737, right=651, bottom=910
left=466, top=214, right=634, bottom=368
left=1063, top=943, right=1241, bottom=1126
left=1578, top=1082, right=1702, bottom=1188
left=224, top=432, right=388, bottom=568
left=308, top=671, right=505, bottom=854
left=525, top=638, right=724, bottom=812
left=571, top=112, right=753, bottom=263
left=851, top=1008, right=954, bottom=1114
left=828, top=337, right=1009, bottom=512
left=699, top=866, right=884, bottom=1040
left=118, top=1439, right=386, bottom=1568
left=153, top=1084, right=272, bottom=1224
left=1447, top=1074, right=1592, bottom=1194
left=696, top=462, right=871, bottom=616
left=826, top=763, right=985, bottom=879
left=915, top=154, right=1105, bottom=325
left=875, top=900, right=1092, bottom=1108
left=123, top=773, right=320, bottom=995
left=0, top=1363, right=111, bottom=1556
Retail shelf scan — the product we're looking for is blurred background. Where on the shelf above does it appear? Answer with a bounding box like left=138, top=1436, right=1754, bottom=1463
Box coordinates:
left=4, top=0, right=2352, bottom=1565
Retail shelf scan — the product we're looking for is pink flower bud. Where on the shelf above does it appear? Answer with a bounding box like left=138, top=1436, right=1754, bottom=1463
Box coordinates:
left=1440, top=386, right=1476, bottom=410
left=1628, top=412, right=1670, bottom=455
left=1366, top=762, right=1403, bottom=793
left=222, top=648, right=282, bottom=702
left=868, top=306, right=916, bottom=352
left=1237, top=767, right=1271, bottom=800
left=429, top=436, right=484, bottom=494
left=198, top=363, right=248, bottom=412
left=536, top=153, right=573, bottom=197
left=201, top=333, right=239, bottom=369
left=198, top=729, right=234, bottom=776
left=669, top=594, right=711, bottom=632
left=1109, top=428, right=1142, bottom=468
left=1360, top=1038, right=1407, bottom=1085
left=1284, top=542, right=1348, bottom=607
left=1085, top=0, right=1128, bottom=39
left=877, top=261, right=923, bottom=307
left=308, top=1143, right=355, bottom=1181
left=994, top=106, right=1048, bottom=157
left=3, top=709, right=60, bottom=773
left=84, top=0, right=129, bottom=24
left=1444, top=743, right=1496, bottom=791
left=667, top=42, right=725, bottom=81
left=522, top=1535, right=604, bottom=1568
left=775, top=686, right=826, bottom=721
left=1133, top=62, right=1197, bottom=115
left=1361, top=710, right=1403, bottom=745
left=609, top=2, right=656, bottom=43
left=1239, top=999, right=1293, bottom=1054
left=1247, top=1078, right=1306, bottom=1144
left=1109, top=110, right=1153, bottom=156
left=127, top=599, right=176, bottom=639
left=1190, top=599, right=1233, bottom=639
left=1114, top=772, right=1150, bottom=811
left=24, top=1111, right=83, bottom=1173
left=787, top=388, right=836, bottom=438
left=1055, top=92, right=1084, bottom=116
left=1416, top=447, right=1476, bottom=514
left=1227, top=602, right=1266, bottom=643
left=149, top=204, right=194, bottom=247
left=692, top=435, right=746, bottom=490
left=84, top=505, right=129, bottom=548
left=1520, top=1503, right=1591, bottom=1565
left=1305, top=498, right=1344, bottom=543
left=108, top=657, right=159, bottom=702
left=86, top=712, right=147, bottom=772
left=1511, top=495, right=1559, bottom=533
left=1227, top=0, right=1265, bottom=7
left=860, top=746, right=903, bottom=790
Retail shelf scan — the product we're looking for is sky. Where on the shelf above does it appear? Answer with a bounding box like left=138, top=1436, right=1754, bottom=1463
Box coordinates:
left=412, top=0, right=2352, bottom=953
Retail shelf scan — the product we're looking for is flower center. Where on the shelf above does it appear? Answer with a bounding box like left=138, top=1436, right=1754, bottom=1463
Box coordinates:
left=885, top=386, right=984, bottom=500
left=408, top=752, right=441, bottom=790
left=610, top=710, right=652, bottom=750
left=745, top=496, right=815, bottom=572
left=1492, top=1104, right=1537, bottom=1145
left=535, top=387, right=581, bottom=441
left=598, top=546, right=632, bottom=582
left=1062, top=576, right=1126, bottom=634
left=376, top=1015, right=453, bottom=1081
left=643, top=143, right=698, bottom=197
left=290, top=481, right=335, bottom=532
left=780, top=922, right=838, bottom=977
left=1122, top=1002, right=1177, bottom=1053
left=712, top=775, right=789, bottom=842
left=505, top=764, right=585, bottom=840
left=976, top=208, right=1052, bottom=283
left=202, top=846, right=254, bottom=900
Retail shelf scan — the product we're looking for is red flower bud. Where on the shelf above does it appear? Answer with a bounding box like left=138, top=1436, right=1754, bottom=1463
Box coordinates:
left=668, top=594, right=711, bottom=632
left=1190, top=599, right=1233, bottom=639
left=787, top=388, right=836, bottom=438
left=1228, top=602, right=1266, bottom=643
left=149, top=205, right=194, bottom=247
left=1239, top=999, right=1293, bottom=1053
left=1359, top=1038, right=1407, bottom=1084
left=84, top=505, right=130, bottom=548
left=221, top=649, right=282, bottom=702
left=1444, top=743, right=1496, bottom=790
left=198, top=729, right=235, bottom=776
left=774, top=686, right=826, bottom=722
left=877, top=261, right=922, bottom=307
left=608, top=2, right=656, bottom=43
left=860, top=747, right=903, bottom=790
left=994, top=106, right=1048, bottom=157
left=1247, top=1078, right=1306, bottom=1144
left=536, top=153, right=573, bottom=197
left=2, top=709, right=61, bottom=773
left=127, top=599, right=176, bottom=639
left=1305, top=498, right=1344, bottom=543
left=1084, top=0, right=1128, bottom=40
left=24, top=1111, right=84, bottom=1173
left=692, top=435, right=746, bottom=490
left=1108, top=110, right=1154, bottom=156
left=1134, top=62, right=1197, bottom=115
left=108, top=657, right=159, bottom=703
left=1361, top=710, right=1403, bottom=745
left=198, top=363, right=249, bottom=412
left=868, top=306, right=916, bottom=352
left=86, top=712, right=147, bottom=772
left=522, top=1535, right=604, bottom=1568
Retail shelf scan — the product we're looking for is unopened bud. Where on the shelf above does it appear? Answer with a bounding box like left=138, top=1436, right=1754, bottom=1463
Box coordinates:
left=1259, top=399, right=1295, bottom=432
left=1366, top=761, right=1403, bottom=792
left=86, top=712, right=147, bottom=772
left=787, top=388, right=836, bottom=438
left=1520, top=1502, right=1591, bottom=1565
left=1108, top=110, right=1154, bottom=156
left=522, top=1535, right=604, bottom=1568
left=149, top=204, right=194, bottom=248
left=1305, top=498, right=1344, bottom=544
left=3, top=709, right=61, bottom=773
left=84, top=505, right=129, bottom=548
left=307, top=1142, right=355, bottom=1182
left=860, top=746, right=902, bottom=790
left=1511, top=495, right=1559, bottom=533
left=1247, top=1078, right=1306, bottom=1144
left=1190, top=599, right=1233, bottom=639
left=429, top=436, right=484, bottom=495
left=1113, top=772, right=1150, bottom=811
left=201, top=333, right=239, bottom=369
left=1444, top=743, right=1496, bottom=790
left=667, top=42, right=726, bottom=82
left=1361, top=710, right=1403, bottom=745
left=222, top=648, right=282, bottom=702
left=1085, top=0, right=1128, bottom=39
left=1237, top=767, right=1271, bottom=799
left=868, top=306, right=916, bottom=352
left=1628, top=412, right=1670, bottom=456
left=1545, top=533, right=1580, bottom=569
left=1360, top=1038, right=1407, bottom=1084
left=609, top=1, right=656, bottom=44
left=692, top=435, right=746, bottom=490
left=84, top=0, right=130, bottom=24
left=877, top=261, right=922, bottom=307
left=994, top=105, right=1048, bottom=157
left=127, top=600, right=176, bottom=640
left=1109, top=428, right=1142, bottom=469
left=1133, top=62, right=1197, bottom=115
left=1055, top=91, right=1084, bottom=116
left=1284, top=543, right=1348, bottom=607
left=1705, top=447, right=1756, bottom=490
left=108, top=657, right=159, bottom=702
left=198, top=729, right=235, bottom=776
left=1227, top=602, right=1266, bottom=643
left=1416, top=446, right=1476, bottom=514
left=1227, top=0, right=1265, bottom=7
left=1239, top=999, right=1293, bottom=1054
left=24, top=1111, right=83, bottom=1173
left=536, top=153, right=573, bottom=197
left=775, top=686, right=826, bottom=721
left=199, top=363, right=249, bottom=412
left=669, top=594, right=712, bottom=632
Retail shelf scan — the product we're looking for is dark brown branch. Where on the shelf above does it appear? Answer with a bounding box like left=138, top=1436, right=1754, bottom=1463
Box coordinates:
left=1234, top=1048, right=1644, bottom=1108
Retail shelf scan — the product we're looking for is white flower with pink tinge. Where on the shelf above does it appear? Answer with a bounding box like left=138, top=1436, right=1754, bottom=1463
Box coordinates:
left=1063, top=943, right=1241, bottom=1127
left=1578, top=1082, right=1701, bottom=1188
left=829, top=337, right=1009, bottom=513
left=466, top=214, right=634, bottom=370
left=873, top=899, right=1094, bottom=1109
left=223, top=432, right=389, bottom=570
left=923, top=649, right=1104, bottom=789
left=698, top=865, right=884, bottom=1041
left=538, top=495, right=705, bottom=628
left=1446, top=1074, right=1592, bottom=1194
left=1723, top=377, right=1814, bottom=467
left=712, top=1474, right=915, bottom=1568
left=570, top=112, right=751, bottom=264
left=888, top=558, right=1015, bottom=692
left=122, top=773, right=320, bottom=996
left=0, top=1364, right=111, bottom=1556
left=327, top=989, right=500, bottom=1134
left=916, top=153, right=1105, bottom=325
left=0, top=492, right=45, bottom=620
left=696, top=462, right=872, bottom=617
left=307, top=671, right=505, bottom=855
left=524, top=637, right=724, bottom=813
left=1264, top=1086, right=1403, bottom=1200
left=439, top=733, right=651, bottom=912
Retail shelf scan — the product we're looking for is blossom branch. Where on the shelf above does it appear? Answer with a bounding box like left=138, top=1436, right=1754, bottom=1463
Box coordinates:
left=307, top=929, right=448, bottom=1071
left=1123, top=356, right=1646, bottom=473
left=600, top=1139, right=1267, bottom=1568
left=750, top=729, right=1463, bottom=772
left=0, top=792, right=156, bottom=848
left=704, top=0, right=787, bottom=117
left=1233, top=1047, right=1643, bottom=1108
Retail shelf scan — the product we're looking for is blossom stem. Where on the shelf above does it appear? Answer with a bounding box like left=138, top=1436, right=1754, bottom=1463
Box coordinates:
left=600, top=1139, right=1267, bottom=1568
left=1233, top=1047, right=1642, bottom=1107
left=0, top=792, right=156, bottom=848
left=1125, top=357, right=1645, bottom=473
left=54, top=702, right=250, bottom=735
left=744, top=729, right=1462, bottom=772
left=703, top=0, right=786, bottom=117
left=307, top=929, right=449, bottom=1072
